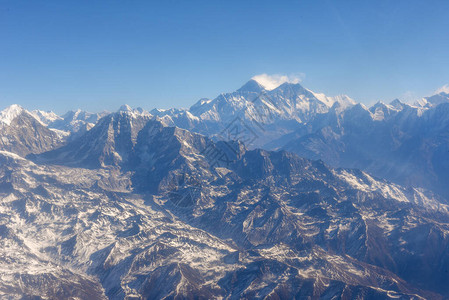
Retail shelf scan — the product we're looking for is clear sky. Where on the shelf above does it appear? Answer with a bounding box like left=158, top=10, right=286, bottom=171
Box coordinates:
left=1, top=0, right=449, bottom=113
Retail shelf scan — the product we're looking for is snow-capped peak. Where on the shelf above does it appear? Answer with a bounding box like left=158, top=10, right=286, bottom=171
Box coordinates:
left=251, top=73, right=303, bottom=91
left=118, top=104, right=133, bottom=112
left=237, top=79, right=266, bottom=93
left=0, top=104, right=25, bottom=126
left=308, top=89, right=356, bottom=108
left=30, top=110, right=62, bottom=126
left=415, top=91, right=449, bottom=108
left=435, top=84, right=449, bottom=95
left=389, top=99, right=404, bottom=109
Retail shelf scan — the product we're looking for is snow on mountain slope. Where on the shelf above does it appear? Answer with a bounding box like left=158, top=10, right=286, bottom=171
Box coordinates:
left=4, top=124, right=449, bottom=298
left=416, top=91, right=449, bottom=108
left=0, top=152, right=240, bottom=299
left=45, top=108, right=109, bottom=136
left=30, top=109, right=63, bottom=125
left=282, top=93, right=449, bottom=199
left=32, top=109, right=152, bottom=168
left=0, top=104, right=24, bottom=126
left=309, top=90, right=356, bottom=108
left=152, top=79, right=356, bottom=150
left=186, top=80, right=355, bottom=124
left=0, top=105, right=67, bottom=156
left=4, top=82, right=449, bottom=298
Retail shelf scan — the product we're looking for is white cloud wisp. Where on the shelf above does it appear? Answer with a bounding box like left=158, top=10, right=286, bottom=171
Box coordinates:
left=252, top=73, right=305, bottom=90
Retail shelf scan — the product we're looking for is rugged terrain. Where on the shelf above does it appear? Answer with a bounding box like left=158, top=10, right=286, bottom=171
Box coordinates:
left=0, top=107, right=448, bottom=298
left=1, top=79, right=449, bottom=299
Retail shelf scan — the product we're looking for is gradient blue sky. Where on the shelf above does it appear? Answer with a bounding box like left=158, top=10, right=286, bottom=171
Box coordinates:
left=1, top=0, right=449, bottom=113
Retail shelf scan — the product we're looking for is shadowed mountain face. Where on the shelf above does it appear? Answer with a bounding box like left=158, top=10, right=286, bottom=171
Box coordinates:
left=5, top=81, right=449, bottom=200
left=150, top=82, right=449, bottom=201
left=0, top=117, right=441, bottom=298
left=0, top=105, right=66, bottom=156
left=2, top=83, right=449, bottom=298
left=31, top=110, right=151, bottom=168
left=155, top=80, right=355, bottom=149
left=32, top=108, right=109, bottom=137
left=281, top=98, right=449, bottom=199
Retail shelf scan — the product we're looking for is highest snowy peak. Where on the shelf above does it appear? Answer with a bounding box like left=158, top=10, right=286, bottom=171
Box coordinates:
left=188, top=79, right=356, bottom=118
left=251, top=73, right=303, bottom=90
left=236, top=79, right=266, bottom=93
left=148, top=78, right=359, bottom=150
left=118, top=104, right=133, bottom=112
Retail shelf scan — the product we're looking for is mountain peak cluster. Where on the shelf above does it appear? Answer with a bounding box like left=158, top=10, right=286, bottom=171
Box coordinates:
left=1, top=79, right=449, bottom=299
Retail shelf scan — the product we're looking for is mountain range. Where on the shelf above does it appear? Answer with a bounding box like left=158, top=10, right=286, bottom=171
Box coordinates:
left=1, top=79, right=449, bottom=299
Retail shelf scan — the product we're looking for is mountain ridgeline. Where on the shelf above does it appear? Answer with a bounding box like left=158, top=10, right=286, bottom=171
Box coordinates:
left=1, top=80, right=449, bottom=299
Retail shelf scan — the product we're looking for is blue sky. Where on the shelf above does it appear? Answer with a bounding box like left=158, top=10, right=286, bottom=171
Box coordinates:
left=1, top=0, right=448, bottom=113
